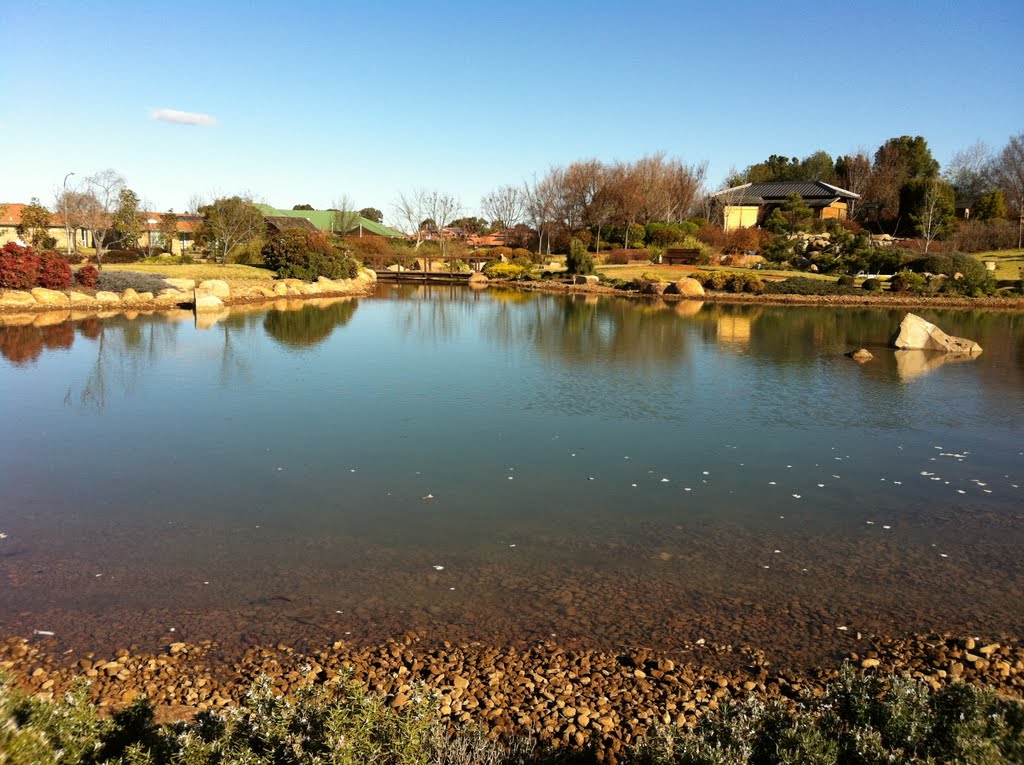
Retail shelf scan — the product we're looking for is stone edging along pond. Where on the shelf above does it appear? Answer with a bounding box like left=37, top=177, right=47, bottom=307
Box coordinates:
left=0, top=269, right=379, bottom=320
left=502, top=278, right=1024, bottom=312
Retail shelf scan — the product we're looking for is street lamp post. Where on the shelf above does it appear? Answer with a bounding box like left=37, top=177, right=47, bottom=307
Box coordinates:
left=62, top=172, right=75, bottom=254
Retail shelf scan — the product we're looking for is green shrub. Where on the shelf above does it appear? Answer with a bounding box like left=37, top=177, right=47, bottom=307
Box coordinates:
left=862, top=278, right=883, bottom=292
left=565, top=238, right=595, bottom=275
left=890, top=270, right=928, bottom=293
left=837, top=275, right=856, bottom=287
left=640, top=667, right=1024, bottom=765
left=708, top=271, right=729, bottom=290
left=227, top=239, right=265, bottom=265
left=763, top=277, right=860, bottom=296
left=262, top=229, right=358, bottom=281
left=905, top=254, right=954, bottom=275
left=483, top=262, right=529, bottom=280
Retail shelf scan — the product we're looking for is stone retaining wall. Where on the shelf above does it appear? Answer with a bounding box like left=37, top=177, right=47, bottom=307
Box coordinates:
left=0, top=269, right=377, bottom=315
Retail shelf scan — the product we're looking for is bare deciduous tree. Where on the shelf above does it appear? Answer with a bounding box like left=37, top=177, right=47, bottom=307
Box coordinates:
left=83, top=169, right=127, bottom=266
left=424, top=191, right=461, bottom=256
left=991, top=132, right=1024, bottom=247
left=525, top=174, right=557, bottom=256
left=394, top=189, right=427, bottom=249
left=330, top=194, right=361, bottom=235
left=481, top=184, right=525, bottom=233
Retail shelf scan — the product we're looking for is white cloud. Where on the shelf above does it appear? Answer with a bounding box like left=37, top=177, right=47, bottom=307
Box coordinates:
left=150, top=108, right=217, bottom=127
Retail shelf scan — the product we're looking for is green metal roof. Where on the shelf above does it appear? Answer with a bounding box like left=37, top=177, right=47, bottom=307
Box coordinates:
left=257, top=205, right=405, bottom=238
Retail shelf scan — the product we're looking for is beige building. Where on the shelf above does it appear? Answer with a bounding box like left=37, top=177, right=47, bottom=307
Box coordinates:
left=1, top=203, right=199, bottom=255
left=711, top=181, right=860, bottom=232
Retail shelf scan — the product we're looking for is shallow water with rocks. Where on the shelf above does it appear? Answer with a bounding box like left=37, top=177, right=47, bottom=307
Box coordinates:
left=1, top=287, right=1023, bottom=677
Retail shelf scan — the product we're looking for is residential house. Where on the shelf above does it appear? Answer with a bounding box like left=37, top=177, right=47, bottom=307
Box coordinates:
left=711, top=181, right=860, bottom=231
left=256, top=205, right=406, bottom=238
left=0, top=203, right=85, bottom=251
left=1, top=203, right=199, bottom=255
left=264, top=215, right=321, bottom=234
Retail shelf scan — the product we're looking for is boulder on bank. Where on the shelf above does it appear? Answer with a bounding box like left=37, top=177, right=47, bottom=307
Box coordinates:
left=1, top=290, right=36, bottom=306
left=30, top=288, right=70, bottom=306
left=573, top=275, right=600, bottom=286
left=890, top=313, right=982, bottom=354
left=193, top=289, right=225, bottom=312
left=665, top=277, right=705, bottom=297
left=198, top=279, right=230, bottom=298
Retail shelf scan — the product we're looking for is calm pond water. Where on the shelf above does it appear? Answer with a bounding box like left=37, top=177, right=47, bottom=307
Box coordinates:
left=1, top=287, right=1023, bottom=666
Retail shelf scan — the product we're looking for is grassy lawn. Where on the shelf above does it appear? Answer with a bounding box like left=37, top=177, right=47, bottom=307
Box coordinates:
left=596, top=263, right=836, bottom=282
left=971, top=249, right=1024, bottom=281
left=102, top=263, right=276, bottom=282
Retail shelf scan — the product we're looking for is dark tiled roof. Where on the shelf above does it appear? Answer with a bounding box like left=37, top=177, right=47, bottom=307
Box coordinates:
left=713, top=180, right=860, bottom=205
left=264, top=215, right=320, bottom=233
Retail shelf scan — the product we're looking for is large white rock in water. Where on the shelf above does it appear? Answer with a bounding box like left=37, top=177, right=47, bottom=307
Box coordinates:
left=198, top=279, right=230, bottom=298
left=890, top=312, right=982, bottom=354
left=193, top=288, right=225, bottom=312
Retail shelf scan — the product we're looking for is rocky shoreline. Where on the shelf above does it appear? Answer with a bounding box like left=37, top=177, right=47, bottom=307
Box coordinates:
left=0, top=269, right=378, bottom=317
left=501, top=278, right=1024, bottom=311
left=2, top=631, right=1021, bottom=757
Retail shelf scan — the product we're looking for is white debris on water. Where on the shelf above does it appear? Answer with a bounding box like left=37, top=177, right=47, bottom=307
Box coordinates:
left=433, top=565, right=444, bottom=570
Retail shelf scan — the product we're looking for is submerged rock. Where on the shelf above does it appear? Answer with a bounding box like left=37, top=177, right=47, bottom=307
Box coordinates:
left=889, top=313, right=981, bottom=354
left=847, top=348, right=874, bottom=362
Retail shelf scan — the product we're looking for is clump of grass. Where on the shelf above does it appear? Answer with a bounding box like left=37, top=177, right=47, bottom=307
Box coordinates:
left=634, top=666, right=1024, bottom=764
left=95, top=270, right=171, bottom=294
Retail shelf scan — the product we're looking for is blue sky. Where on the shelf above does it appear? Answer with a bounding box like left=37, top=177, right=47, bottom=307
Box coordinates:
left=2, top=0, right=1021, bottom=228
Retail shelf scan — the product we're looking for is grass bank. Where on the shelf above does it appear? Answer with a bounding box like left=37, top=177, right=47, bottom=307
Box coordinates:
left=103, top=263, right=276, bottom=283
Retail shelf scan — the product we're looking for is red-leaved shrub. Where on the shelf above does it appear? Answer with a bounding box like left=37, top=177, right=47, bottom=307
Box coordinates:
left=0, top=242, right=41, bottom=289
left=37, top=251, right=72, bottom=289
left=75, top=264, right=99, bottom=288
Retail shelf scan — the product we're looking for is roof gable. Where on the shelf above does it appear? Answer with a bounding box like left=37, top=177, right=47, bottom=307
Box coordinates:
left=713, top=180, right=860, bottom=204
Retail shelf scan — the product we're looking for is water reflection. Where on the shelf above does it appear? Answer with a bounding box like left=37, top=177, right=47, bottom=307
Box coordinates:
left=263, top=298, right=359, bottom=348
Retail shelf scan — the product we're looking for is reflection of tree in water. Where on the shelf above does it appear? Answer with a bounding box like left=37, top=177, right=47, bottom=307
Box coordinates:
left=263, top=299, right=359, bottom=348
left=0, top=324, right=46, bottom=365
left=73, top=316, right=181, bottom=411
left=521, top=295, right=696, bottom=370
left=392, top=286, right=477, bottom=343
left=0, top=319, right=77, bottom=365
left=483, top=294, right=701, bottom=418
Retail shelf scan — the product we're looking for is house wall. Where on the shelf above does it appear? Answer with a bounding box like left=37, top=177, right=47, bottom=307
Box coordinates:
left=1, top=224, right=195, bottom=255
left=818, top=201, right=848, bottom=221
left=723, top=205, right=759, bottom=231
left=0, top=224, right=79, bottom=250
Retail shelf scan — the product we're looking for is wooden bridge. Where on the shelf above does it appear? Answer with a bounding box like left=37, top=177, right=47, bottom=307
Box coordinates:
left=374, top=270, right=474, bottom=283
